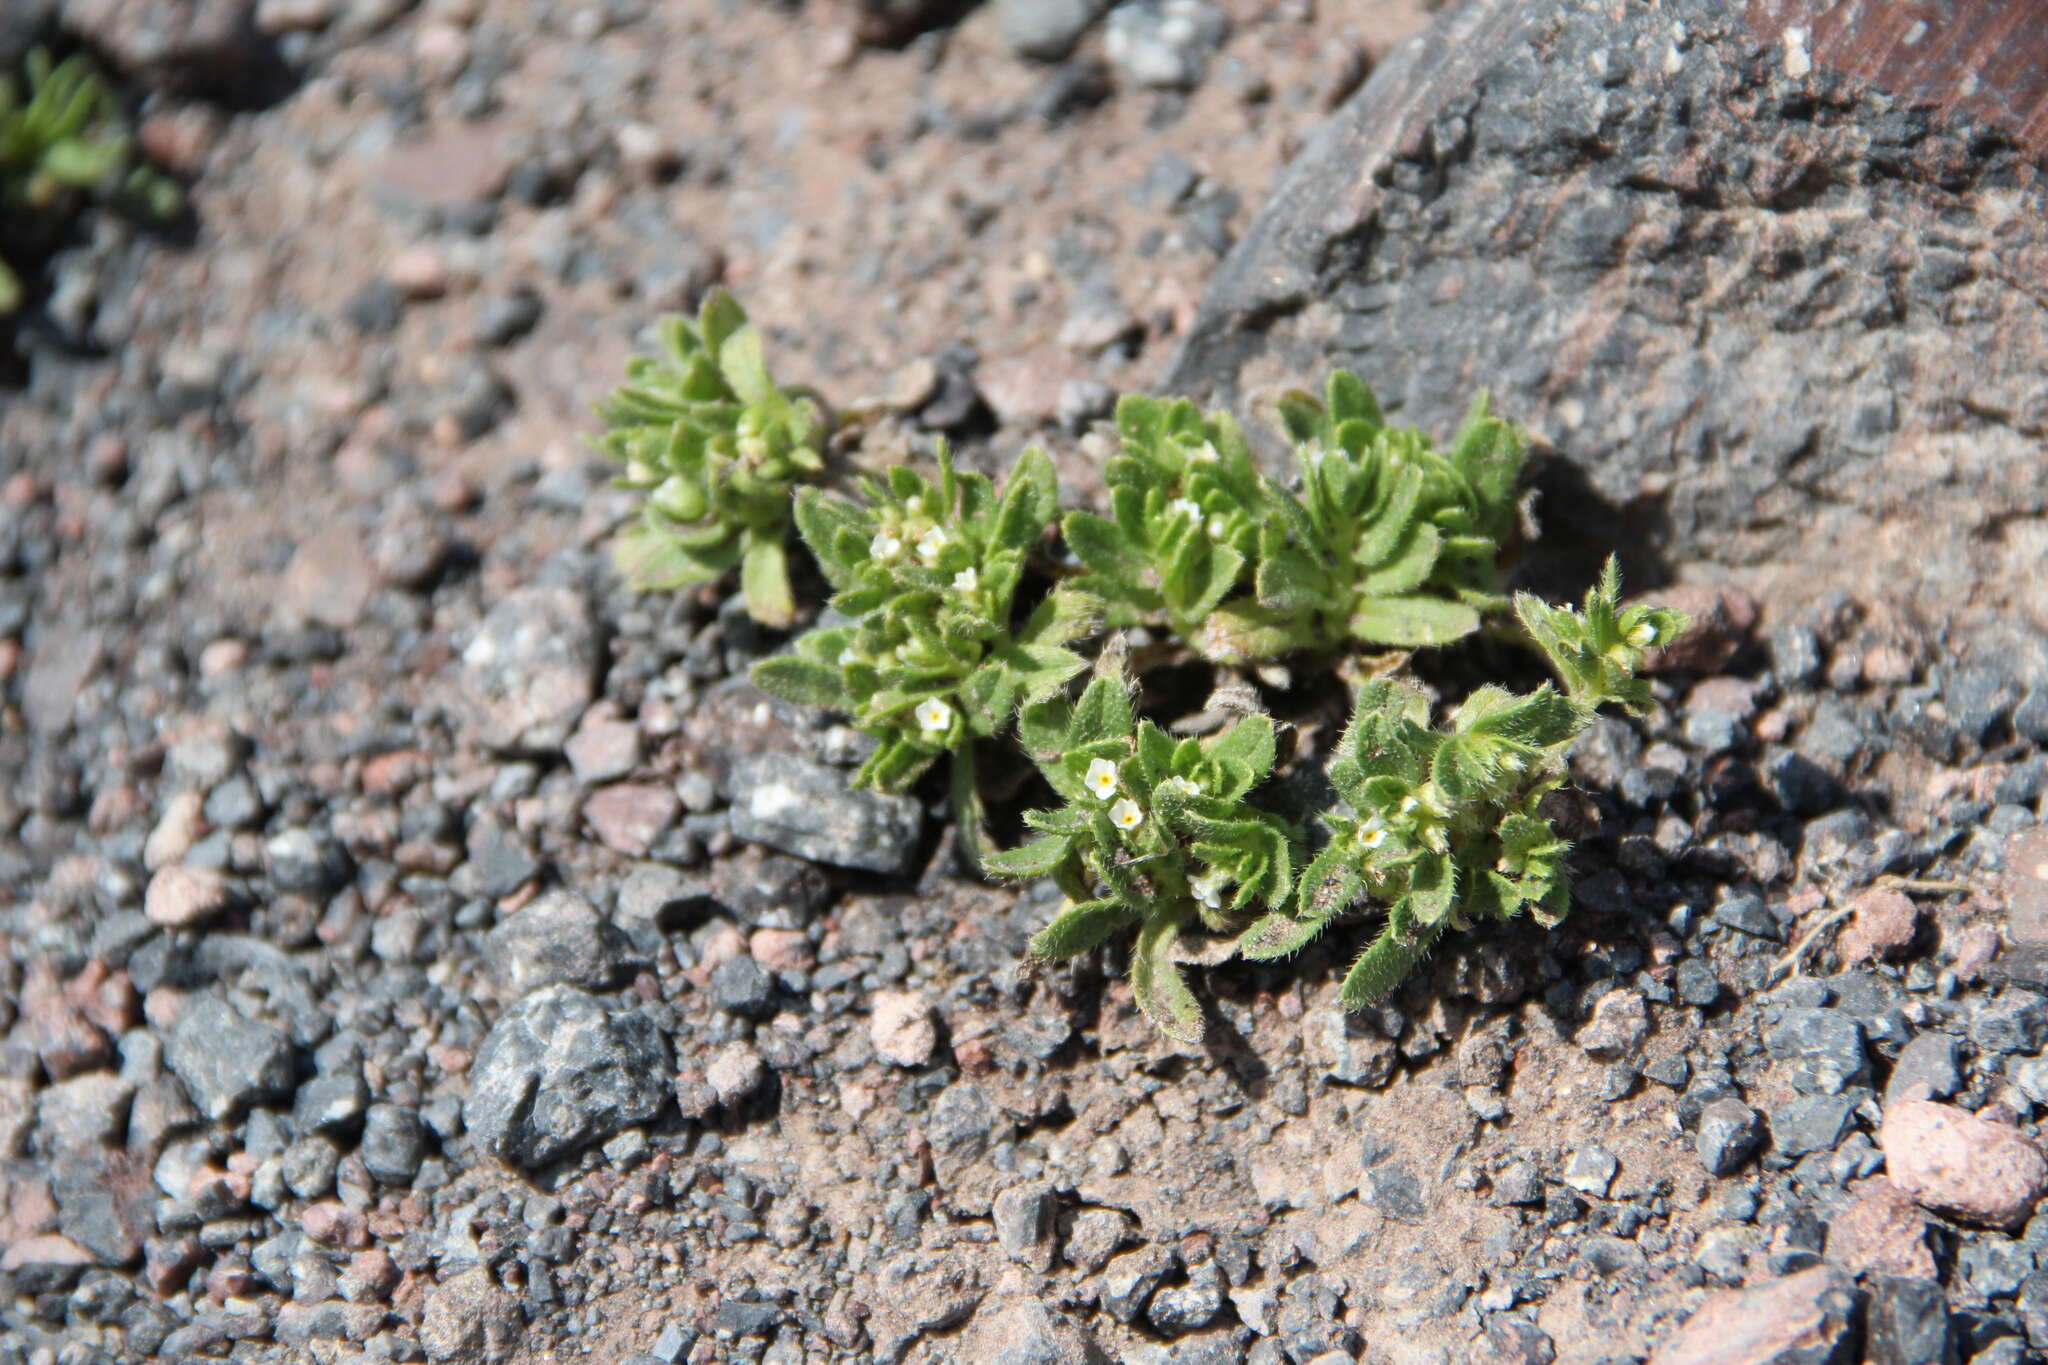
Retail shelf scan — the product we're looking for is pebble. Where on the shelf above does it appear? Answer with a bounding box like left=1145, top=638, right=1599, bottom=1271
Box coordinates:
left=144, top=864, right=233, bottom=927
left=1879, top=1098, right=2048, bottom=1229
left=1562, top=1145, right=1618, bottom=1197
left=992, top=1183, right=1057, bottom=1269
left=870, top=990, right=937, bottom=1067
left=358, top=1104, right=425, bottom=1183
left=1101, top=1244, right=1177, bottom=1323
left=565, top=706, right=644, bottom=784
left=1648, top=1264, right=1860, bottom=1365
left=1695, top=1098, right=1765, bottom=1176
left=419, top=1267, right=521, bottom=1363
left=145, top=791, right=208, bottom=870
left=999, top=0, right=1106, bottom=59
left=465, top=986, right=673, bottom=1167
left=1836, top=887, right=1919, bottom=964
left=710, top=955, right=778, bottom=1018
left=584, top=782, right=681, bottom=857
left=1103, top=0, right=1228, bottom=89
left=1578, top=989, right=1650, bottom=1059
left=164, top=996, right=295, bottom=1121
left=1769, top=1093, right=1858, bottom=1158
left=459, top=586, right=601, bottom=752
left=1765, top=1008, right=1868, bottom=1095
left=483, top=889, right=636, bottom=997
left=1884, top=1031, right=1962, bottom=1105
left=705, top=1043, right=767, bottom=1104
left=727, top=753, right=923, bottom=874
left=1823, top=1177, right=1935, bottom=1278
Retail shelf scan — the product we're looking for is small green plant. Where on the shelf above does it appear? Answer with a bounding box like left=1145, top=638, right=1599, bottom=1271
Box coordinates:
left=1238, top=560, right=1689, bottom=1008
left=596, top=290, right=827, bottom=627
left=751, top=443, right=1094, bottom=839
left=986, top=642, right=1299, bottom=1042
left=1, top=49, right=182, bottom=316
left=1065, top=373, right=1526, bottom=664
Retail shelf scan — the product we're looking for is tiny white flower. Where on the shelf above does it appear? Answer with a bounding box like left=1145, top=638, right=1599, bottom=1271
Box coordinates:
left=915, top=697, right=953, bottom=733
left=952, top=566, right=979, bottom=593
left=1190, top=441, right=1219, bottom=463
left=838, top=647, right=858, bottom=667
left=1169, top=496, right=1202, bottom=522
left=1085, top=758, right=1120, bottom=801
left=1359, top=825, right=1387, bottom=851
left=917, top=527, right=948, bottom=562
left=871, top=530, right=903, bottom=561
left=1190, top=870, right=1226, bottom=909
left=1110, top=798, right=1144, bottom=831
left=1627, top=621, right=1659, bottom=647
left=1208, top=515, right=1228, bottom=538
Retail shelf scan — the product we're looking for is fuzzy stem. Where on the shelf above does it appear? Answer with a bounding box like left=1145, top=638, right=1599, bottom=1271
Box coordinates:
left=950, top=740, right=991, bottom=879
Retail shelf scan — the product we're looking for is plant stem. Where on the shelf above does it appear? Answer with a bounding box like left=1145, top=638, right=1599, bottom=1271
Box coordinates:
left=950, top=740, right=991, bottom=878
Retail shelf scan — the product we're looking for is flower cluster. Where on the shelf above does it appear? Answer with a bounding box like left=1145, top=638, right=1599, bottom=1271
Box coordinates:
left=2, top=50, right=181, bottom=316
left=1066, top=373, right=1527, bottom=663
left=986, top=642, right=1299, bottom=1043
left=595, top=290, right=826, bottom=627
left=751, top=443, right=1093, bottom=799
left=1237, top=560, right=1689, bottom=1009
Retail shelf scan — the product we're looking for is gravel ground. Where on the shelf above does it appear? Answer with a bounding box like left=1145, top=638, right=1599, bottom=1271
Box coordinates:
left=4, top=3, right=2048, bottom=1365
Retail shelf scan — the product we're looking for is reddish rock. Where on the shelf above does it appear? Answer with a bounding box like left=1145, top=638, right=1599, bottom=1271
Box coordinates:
left=301, top=1201, right=372, bottom=1249
left=0, top=1234, right=95, bottom=1275
left=1825, top=1177, right=1936, bottom=1278
left=20, top=960, right=112, bottom=1081
left=749, top=928, right=815, bottom=974
left=870, top=991, right=938, bottom=1068
left=145, top=864, right=234, bottom=928
left=565, top=706, right=644, bottom=785
left=361, top=749, right=431, bottom=796
left=1881, top=1098, right=2048, bottom=1228
left=2006, top=828, right=2048, bottom=945
left=1639, top=584, right=1758, bottom=674
left=279, top=525, right=378, bottom=630
left=1836, top=887, right=1920, bottom=964
left=1650, top=1265, right=1860, bottom=1365
left=583, top=783, right=680, bottom=858
left=0, top=1169, right=57, bottom=1244
left=142, top=1235, right=204, bottom=1295
left=371, top=119, right=521, bottom=212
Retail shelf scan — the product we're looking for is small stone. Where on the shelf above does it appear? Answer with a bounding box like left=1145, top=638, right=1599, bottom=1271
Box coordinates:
left=1365, top=1162, right=1427, bottom=1222
left=1880, top=1098, right=2048, bottom=1229
left=1970, top=995, right=2048, bottom=1055
left=300, top=1202, right=369, bottom=1249
left=1578, top=989, right=1650, bottom=1059
left=710, top=955, right=777, bottom=1019
left=1714, top=892, right=1784, bottom=941
left=165, top=996, right=295, bottom=1120
left=388, top=244, right=451, bottom=298
left=144, top=863, right=234, bottom=928
left=293, top=1071, right=368, bottom=1135
left=145, top=791, right=207, bottom=870
left=2005, top=828, right=2048, bottom=944
left=1103, top=0, right=1228, bottom=89
left=1676, top=958, right=1722, bottom=1008
left=278, top=525, right=377, bottom=629
left=459, top=586, right=600, bottom=752
left=482, top=889, right=635, bottom=996
left=1766, top=1008, right=1868, bottom=1095
left=1696, top=1098, right=1765, bottom=1176
left=992, top=1183, right=1057, bottom=1270
left=565, top=707, right=643, bottom=784
left=871, top=991, right=937, bottom=1067
left=1836, top=888, right=1919, bottom=964
left=340, top=1247, right=401, bottom=1303
left=1562, top=1145, right=1618, bottom=1197
left=358, top=1104, right=425, bottom=1184
left=419, top=1267, right=521, bottom=1363
left=1770, top=1093, right=1858, bottom=1158
left=1147, top=1257, right=1226, bottom=1335
left=748, top=927, right=814, bottom=973
left=727, top=753, right=923, bottom=874
left=265, top=827, right=352, bottom=895
left=1861, top=1275, right=1951, bottom=1365
left=998, top=0, right=1107, bottom=60
left=584, top=782, right=680, bottom=857
left=1824, top=1178, right=1935, bottom=1279
left=1647, top=1264, right=1860, bottom=1365
left=705, top=1044, right=767, bottom=1104
left=1884, top=1031, right=1962, bottom=1106
left=1101, top=1244, right=1176, bottom=1323
left=465, top=986, right=673, bottom=1168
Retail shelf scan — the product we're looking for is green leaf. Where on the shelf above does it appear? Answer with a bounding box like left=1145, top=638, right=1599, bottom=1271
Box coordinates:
left=614, top=519, right=722, bottom=590
left=1352, top=521, right=1441, bottom=597
left=1132, top=911, right=1204, bottom=1044
left=1255, top=544, right=1335, bottom=616
left=985, top=835, right=1074, bottom=880
left=1347, top=594, right=1481, bottom=648
left=1071, top=668, right=1134, bottom=746
left=739, top=528, right=795, bottom=628
left=1405, top=852, right=1458, bottom=925
left=1205, top=714, right=1277, bottom=793
left=1325, top=370, right=1383, bottom=429
left=1031, top=898, right=1140, bottom=958
left=1065, top=512, right=1151, bottom=589
left=751, top=655, right=847, bottom=710
left=1340, top=912, right=1445, bottom=1008
left=997, top=446, right=1058, bottom=551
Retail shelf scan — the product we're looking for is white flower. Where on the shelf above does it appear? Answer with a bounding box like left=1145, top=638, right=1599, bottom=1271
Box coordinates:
left=1085, top=758, right=1120, bottom=801
left=1208, top=515, right=1229, bottom=538
left=1169, top=497, right=1202, bottom=522
left=838, top=647, right=859, bottom=667
left=1358, top=814, right=1387, bottom=850
left=953, top=566, right=979, bottom=593
left=1110, top=798, right=1144, bottom=831
left=1190, top=441, right=1219, bottom=463
left=917, top=527, right=948, bottom=562
left=1190, top=870, right=1226, bottom=909
left=871, top=530, right=903, bottom=561
left=1627, top=621, right=1659, bottom=647
left=915, top=698, right=953, bottom=733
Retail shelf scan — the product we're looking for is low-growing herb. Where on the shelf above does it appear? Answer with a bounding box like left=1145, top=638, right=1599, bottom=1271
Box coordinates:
left=1, top=49, right=182, bottom=316
left=751, top=442, right=1094, bottom=844
left=987, top=642, right=1299, bottom=1042
left=1239, top=559, right=1689, bottom=1006
left=1066, top=373, right=1526, bottom=664
left=596, top=290, right=826, bottom=627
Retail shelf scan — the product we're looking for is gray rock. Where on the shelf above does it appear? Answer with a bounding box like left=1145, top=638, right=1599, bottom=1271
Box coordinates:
left=359, top=1104, right=425, bottom=1183
left=710, top=955, right=777, bottom=1018
left=281, top=1135, right=341, bottom=1200
left=459, top=586, right=600, bottom=752
left=483, top=890, right=637, bottom=996
left=1969, top=996, right=2048, bottom=1055
left=1562, top=1145, right=1617, bottom=1197
left=1148, top=1257, right=1226, bottom=1335
left=1696, top=1098, right=1765, bottom=1176
left=165, top=996, right=296, bottom=1121
left=465, top=985, right=672, bottom=1167
left=998, top=0, right=1106, bottom=61
left=265, top=827, right=352, bottom=894
left=1862, top=1276, right=1952, bottom=1365
left=419, top=1266, right=522, bottom=1363
left=1676, top=958, right=1722, bottom=1008
left=1766, top=1008, right=1869, bottom=1095
left=1714, top=893, right=1783, bottom=941
left=463, top=814, right=540, bottom=899
left=35, top=1070, right=136, bottom=1150
left=1364, top=1162, right=1426, bottom=1222
left=993, top=1183, right=1058, bottom=1270
left=1102, top=0, right=1227, bottom=89
left=1770, top=1092, right=1860, bottom=1159
left=1102, top=1243, right=1177, bottom=1323
left=727, top=752, right=922, bottom=874
left=291, top=1070, right=367, bottom=1135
